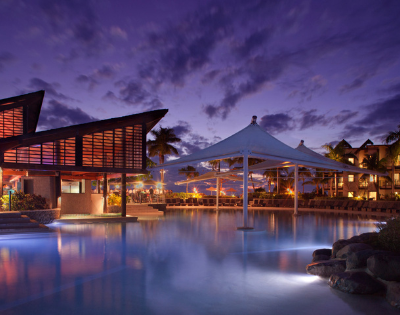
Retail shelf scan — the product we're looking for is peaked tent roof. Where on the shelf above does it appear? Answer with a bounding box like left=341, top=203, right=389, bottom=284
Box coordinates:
left=237, top=141, right=386, bottom=176
left=153, top=120, right=368, bottom=170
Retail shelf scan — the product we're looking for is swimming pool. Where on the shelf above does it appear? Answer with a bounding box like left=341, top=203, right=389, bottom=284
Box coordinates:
left=0, top=210, right=396, bottom=314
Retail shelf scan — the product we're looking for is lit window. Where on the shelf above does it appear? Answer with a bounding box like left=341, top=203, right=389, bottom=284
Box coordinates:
left=348, top=192, right=355, bottom=197
left=62, top=179, right=85, bottom=194
left=348, top=158, right=354, bottom=164
left=348, top=175, right=354, bottom=182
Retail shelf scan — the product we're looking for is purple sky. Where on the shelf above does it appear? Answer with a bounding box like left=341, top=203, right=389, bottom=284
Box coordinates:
left=1, top=0, right=400, bottom=191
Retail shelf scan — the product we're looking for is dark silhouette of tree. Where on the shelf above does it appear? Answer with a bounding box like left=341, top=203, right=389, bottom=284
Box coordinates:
left=147, top=127, right=181, bottom=189
left=178, top=165, right=199, bottom=193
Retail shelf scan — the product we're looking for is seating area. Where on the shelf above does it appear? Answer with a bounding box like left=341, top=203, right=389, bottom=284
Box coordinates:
left=166, top=197, right=400, bottom=214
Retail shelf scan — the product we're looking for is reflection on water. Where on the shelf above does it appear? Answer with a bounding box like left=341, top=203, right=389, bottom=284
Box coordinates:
left=0, top=210, right=396, bottom=315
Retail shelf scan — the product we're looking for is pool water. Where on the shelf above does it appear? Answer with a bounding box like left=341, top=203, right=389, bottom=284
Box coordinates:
left=0, top=210, right=397, bottom=315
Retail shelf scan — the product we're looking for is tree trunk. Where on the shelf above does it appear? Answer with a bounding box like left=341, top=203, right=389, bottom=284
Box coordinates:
left=392, top=163, right=395, bottom=196
left=376, top=176, right=380, bottom=200
left=186, top=183, right=188, bottom=194
left=329, top=178, right=333, bottom=197
left=322, top=173, right=325, bottom=195
left=277, top=169, right=279, bottom=194
left=250, top=173, right=255, bottom=192
left=335, top=172, right=338, bottom=197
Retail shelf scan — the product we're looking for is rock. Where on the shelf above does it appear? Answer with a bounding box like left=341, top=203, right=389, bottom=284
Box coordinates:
left=367, top=252, right=400, bottom=281
left=336, top=243, right=373, bottom=259
left=346, top=249, right=385, bottom=270
left=312, top=255, right=330, bottom=263
left=306, top=259, right=346, bottom=277
left=329, top=271, right=385, bottom=294
left=332, top=239, right=351, bottom=258
left=387, top=283, right=400, bottom=309
left=357, top=232, right=379, bottom=246
left=312, top=248, right=332, bottom=257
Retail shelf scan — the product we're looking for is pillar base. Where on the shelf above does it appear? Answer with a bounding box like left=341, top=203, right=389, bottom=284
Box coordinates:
left=237, top=226, right=254, bottom=230
left=292, top=213, right=301, bottom=217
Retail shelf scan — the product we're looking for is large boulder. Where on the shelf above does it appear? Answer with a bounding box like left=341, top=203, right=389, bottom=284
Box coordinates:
left=332, top=239, right=351, bottom=258
left=313, top=248, right=332, bottom=257
left=306, top=259, right=346, bottom=277
left=346, top=250, right=385, bottom=270
left=312, top=255, right=330, bottom=263
left=367, top=252, right=400, bottom=281
left=336, top=243, right=373, bottom=259
left=348, top=232, right=379, bottom=246
left=329, top=271, right=385, bottom=294
left=387, top=283, right=400, bottom=309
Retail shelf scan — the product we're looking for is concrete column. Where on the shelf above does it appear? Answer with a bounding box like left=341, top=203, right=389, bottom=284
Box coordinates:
left=121, top=173, right=126, bottom=217
left=242, top=152, right=249, bottom=228
left=216, top=177, right=220, bottom=210
left=103, top=173, right=107, bottom=213
left=294, top=164, right=299, bottom=216
left=0, top=168, right=3, bottom=196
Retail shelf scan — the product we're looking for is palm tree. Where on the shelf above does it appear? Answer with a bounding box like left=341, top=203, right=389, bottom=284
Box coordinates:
left=303, top=169, right=329, bottom=195
left=224, top=157, right=262, bottom=192
left=178, top=166, right=199, bottom=193
left=147, top=127, right=181, bottom=189
left=384, top=125, right=400, bottom=195
left=298, top=167, right=312, bottom=193
left=263, top=169, right=276, bottom=193
left=322, top=140, right=355, bottom=197
left=362, top=153, right=388, bottom=200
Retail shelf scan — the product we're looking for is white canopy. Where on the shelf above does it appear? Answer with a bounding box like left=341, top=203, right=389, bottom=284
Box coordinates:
left=153, top=121, right=353, bottom=170
left=152, top=116, right=387, bottom=227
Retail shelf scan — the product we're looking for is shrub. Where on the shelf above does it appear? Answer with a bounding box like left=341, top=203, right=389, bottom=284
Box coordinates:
left=1, top=191, right=48, bottom=211
left=376, top=217, right=400, bottom=253
left=108, top=193, right=131, bottom=206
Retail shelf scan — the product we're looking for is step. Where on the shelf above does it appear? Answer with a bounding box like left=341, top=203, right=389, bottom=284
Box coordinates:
left=0, top=212, right=22, bottom=218
left=0, top=221, right=40, bottom=229
left=0, top=215, right=31, bottom=224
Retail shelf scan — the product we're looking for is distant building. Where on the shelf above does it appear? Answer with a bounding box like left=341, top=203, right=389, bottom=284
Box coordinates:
left=0, top=90, right=167, bottom=214
left=323, top=139, right=400, bottom=199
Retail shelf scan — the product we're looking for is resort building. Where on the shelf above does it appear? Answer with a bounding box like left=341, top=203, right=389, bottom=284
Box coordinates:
left=0, top=90, right=167, bottom=215
left=323, top=139, right=400, bottom=199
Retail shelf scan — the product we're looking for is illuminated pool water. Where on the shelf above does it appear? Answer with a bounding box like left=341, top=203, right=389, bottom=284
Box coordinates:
left=0, top=210, right=396, bottom=315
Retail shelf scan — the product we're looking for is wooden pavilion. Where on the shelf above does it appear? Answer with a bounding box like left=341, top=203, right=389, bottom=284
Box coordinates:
left=0, top=90, right=167, bottom=216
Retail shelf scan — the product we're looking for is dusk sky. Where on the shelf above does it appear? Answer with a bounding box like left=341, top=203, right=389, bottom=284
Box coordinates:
left=2, top=0, right=400, bottom=189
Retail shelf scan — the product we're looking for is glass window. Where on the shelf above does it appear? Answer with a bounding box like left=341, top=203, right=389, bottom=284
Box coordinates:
left=348, top=192, right=355, bottom=197
left=348, top=157, right=354, bottom=164
left=62, top=179, right=85, bottom=194
left=348, top=174, right=354, bottom=182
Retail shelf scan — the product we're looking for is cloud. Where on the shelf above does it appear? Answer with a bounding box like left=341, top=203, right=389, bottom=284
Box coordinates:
left=75, top=75, right=98, bottom=91
left=287, top=75, right=327, bottom=102
left=170, top=120, right=192, bottom=138
left=0, top=51, right=16, bottom=71
left=138, top=4, right=232, bottom=87
left=28, top=78, right=72, bottom=100
left=332, top=110, right=358, bottom=124
left=56, top=49, right=79, bottom=63
left=299, top=109, right=327, bottom=130
left=340, top=72, right=375, bottom=93
left=39, top=0, right=108, bottom=56
left=76, top=64, right=120, bottom=90
left=259, top=113, right=294, bottom=134
left=340, top=93, right=400, bottom=139
left=110, top=26, right=127, bottom=40
left=103, top=79, right=164, bottom=111
left=233, top=28, right=271, bottom=58
left=37, top=99, right=97, bottom=130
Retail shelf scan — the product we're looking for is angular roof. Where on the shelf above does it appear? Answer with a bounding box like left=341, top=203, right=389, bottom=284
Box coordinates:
left=0, top=90, right=44, bottom=135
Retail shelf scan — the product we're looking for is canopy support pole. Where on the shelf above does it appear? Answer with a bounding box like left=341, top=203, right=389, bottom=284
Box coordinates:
left=294, top=164, right=299, bottom=216
left=216, top=177, right=220, bottom=210
left=238, top=150, right=253, bottom=230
